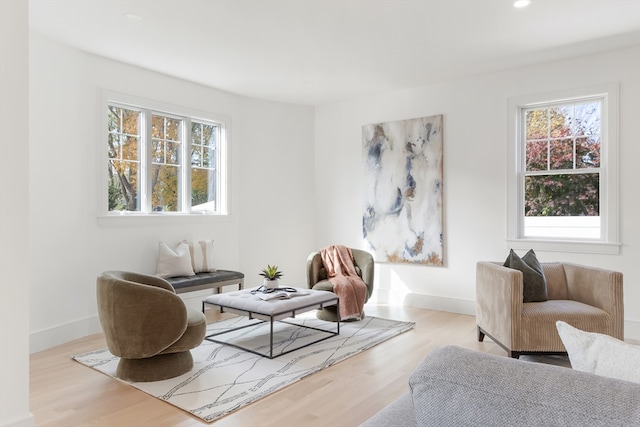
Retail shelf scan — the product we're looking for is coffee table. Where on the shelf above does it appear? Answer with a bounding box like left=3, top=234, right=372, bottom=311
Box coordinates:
left=202, top=287, right=340, bottom=358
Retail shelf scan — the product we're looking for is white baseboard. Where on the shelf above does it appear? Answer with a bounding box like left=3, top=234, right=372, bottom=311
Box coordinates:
left=1, top=413, right=35, bottom=427
left=30, top=316, right=102, bottom=354
left=625, top=319, right=640, bottom=342
left=372, top=289, right=476, bottom=316
left=403, top=292, right=476, bottom=316
left=371, top=289, right=640, bottom=341
left=29, top=289, right=217, bottom=354
left=30, top=290, right=640, bottom=353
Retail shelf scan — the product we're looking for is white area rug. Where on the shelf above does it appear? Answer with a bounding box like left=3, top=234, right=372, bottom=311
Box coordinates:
left=73, top=315, right=414, bottom=423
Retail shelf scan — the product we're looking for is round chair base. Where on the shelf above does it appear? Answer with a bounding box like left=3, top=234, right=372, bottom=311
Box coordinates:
left=117, top=350, right=194, bottom=382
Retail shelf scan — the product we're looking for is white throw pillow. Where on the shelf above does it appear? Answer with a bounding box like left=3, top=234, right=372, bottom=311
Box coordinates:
left=556, top=321, right=640, bottom=384
left=188, top=239, right=216, bottom=273
left=157, top=241, right=195, bottom=278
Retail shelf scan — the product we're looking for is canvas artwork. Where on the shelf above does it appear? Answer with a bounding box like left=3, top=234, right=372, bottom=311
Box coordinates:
left=362, top=115, right=444, bottom=266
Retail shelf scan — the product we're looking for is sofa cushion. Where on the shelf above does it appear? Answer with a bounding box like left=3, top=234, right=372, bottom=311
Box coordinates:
left=162, top=308, right=207, bottom=354
left=556, top=321, right=640, bottom=383
left=312, top=279, right=334, bottom=292
left=504, top=249, right=548, bottom=302
left=409, top=346, right=640, bottom=426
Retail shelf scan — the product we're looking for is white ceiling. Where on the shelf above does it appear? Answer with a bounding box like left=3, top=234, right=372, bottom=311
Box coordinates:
left=29, top=0, right=640, bottom=106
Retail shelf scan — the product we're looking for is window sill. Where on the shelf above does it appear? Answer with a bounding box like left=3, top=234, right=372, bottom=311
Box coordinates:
left=505, top=238, right=620, bottom=255
left=98, top=213, right=232, bottom=227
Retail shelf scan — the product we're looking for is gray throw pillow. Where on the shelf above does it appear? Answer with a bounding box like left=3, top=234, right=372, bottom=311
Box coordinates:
left=503, top=249, right=548, bottom=302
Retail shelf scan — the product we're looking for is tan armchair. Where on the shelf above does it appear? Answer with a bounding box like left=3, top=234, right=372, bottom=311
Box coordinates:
left=97, top=271, right=207, bottom=381
left=306, top=248, right=374, bottom=321
left=476, top=262, right=623, bottom=358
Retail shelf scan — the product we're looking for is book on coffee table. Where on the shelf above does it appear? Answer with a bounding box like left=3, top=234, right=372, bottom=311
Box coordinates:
left=256, top=289, right=310, bottom=301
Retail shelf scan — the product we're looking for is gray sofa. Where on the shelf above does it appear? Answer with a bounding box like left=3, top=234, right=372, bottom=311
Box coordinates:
left=361, top=346, right=640, bottom=427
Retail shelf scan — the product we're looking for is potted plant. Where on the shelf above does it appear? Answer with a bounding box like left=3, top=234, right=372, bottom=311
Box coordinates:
left=259, top=264, right=283, bottom=289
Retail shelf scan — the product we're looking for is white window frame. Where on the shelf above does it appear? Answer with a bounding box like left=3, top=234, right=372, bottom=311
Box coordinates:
left=99, top=90, right=230, bottom=224
left=506, top=84, right=620, bottom=255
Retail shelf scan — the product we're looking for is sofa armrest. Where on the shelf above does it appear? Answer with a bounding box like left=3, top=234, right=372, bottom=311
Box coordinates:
left=475, top=262, right=523, bottom=349
left=409, top=346, right=640, bottom=426
left=563, top=263, right=624, bottom=339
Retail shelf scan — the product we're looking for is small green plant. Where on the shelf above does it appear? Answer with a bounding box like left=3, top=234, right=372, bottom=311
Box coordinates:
left=259, top=264, right=283, bottom=281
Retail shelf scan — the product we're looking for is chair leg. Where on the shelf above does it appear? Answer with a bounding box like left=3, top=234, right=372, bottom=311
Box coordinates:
left=477, top=327, right=520, bottom=359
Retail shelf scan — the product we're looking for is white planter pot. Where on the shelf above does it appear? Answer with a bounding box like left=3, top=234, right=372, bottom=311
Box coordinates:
left=264, top=279, right=279, bottom=289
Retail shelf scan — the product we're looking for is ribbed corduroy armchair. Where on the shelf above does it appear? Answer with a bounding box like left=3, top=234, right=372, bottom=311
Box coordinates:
left=306, top=248, right=374, bottom=321
left=97, top=271, right=207, bottom=381
left=476, top=262, right=623, bottom=358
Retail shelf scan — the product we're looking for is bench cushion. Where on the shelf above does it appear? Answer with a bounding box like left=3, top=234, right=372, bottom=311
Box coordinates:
left=166, top=270, right=244, bottom=293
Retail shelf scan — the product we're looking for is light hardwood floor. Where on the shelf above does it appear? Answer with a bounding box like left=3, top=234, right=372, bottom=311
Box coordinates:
left=30, top=305, right=505, bottom=427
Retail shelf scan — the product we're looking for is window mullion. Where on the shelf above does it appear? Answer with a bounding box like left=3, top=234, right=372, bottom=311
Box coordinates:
left=517, top=107, right=526, bottom=238
left=183, top=118, right=192, bottom=213
left=546, top=108, right=551, bottom=171
left=217, top=124, right=226, bottom=214
left=572, top=104, right=577, bottom=169
left=142, top=109, right=153, bottom=213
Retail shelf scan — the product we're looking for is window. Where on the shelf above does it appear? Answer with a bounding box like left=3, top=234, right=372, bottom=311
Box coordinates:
left=507, top=84, right=619, bottom=254
left=103, top=92, right=228, bottom=217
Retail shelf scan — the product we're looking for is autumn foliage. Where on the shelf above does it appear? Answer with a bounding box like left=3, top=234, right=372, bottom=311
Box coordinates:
left=108, top=105, right=217, bottom=212
left=524, top=102, right=600, bottom=217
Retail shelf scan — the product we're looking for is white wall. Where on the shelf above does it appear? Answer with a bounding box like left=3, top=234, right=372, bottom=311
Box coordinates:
left=25, top=33, right=640, bottom=355
left=28, top=34, right=316, bottom=352
left=314, top=46, right=640, bottom=339
left=236, top=98, right=316, bottom=285
left=1, top=2, right=34, bottom=426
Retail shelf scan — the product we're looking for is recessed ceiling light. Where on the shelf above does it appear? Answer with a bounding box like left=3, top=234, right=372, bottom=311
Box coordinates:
left=514, top=0, right=531, bottom=7
left=124, top=13, right=142, bottom=22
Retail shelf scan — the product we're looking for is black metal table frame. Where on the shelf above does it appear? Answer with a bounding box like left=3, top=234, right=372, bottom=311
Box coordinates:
left=202, top=296, right=340, bottom=359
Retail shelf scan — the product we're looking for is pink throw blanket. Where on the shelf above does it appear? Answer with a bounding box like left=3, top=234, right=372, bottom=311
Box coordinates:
left=320, top=245, right=367, bottom=321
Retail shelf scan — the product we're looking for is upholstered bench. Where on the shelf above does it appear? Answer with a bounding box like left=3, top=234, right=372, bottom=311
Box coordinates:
left=166, top=270, right=244, bottom=294
left=156, top=240, right=244, bottom=295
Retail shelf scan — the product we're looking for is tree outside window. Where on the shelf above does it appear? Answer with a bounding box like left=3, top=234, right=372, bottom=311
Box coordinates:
left=524, top=101, right=601, bottom=219
left=190, top=121, right=217, bottom=212
left=108, top=105, right=141, bottom=211
left=106, top=98, right=225, bottom=216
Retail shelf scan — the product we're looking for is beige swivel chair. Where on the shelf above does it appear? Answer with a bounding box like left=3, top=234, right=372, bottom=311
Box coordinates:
left=306, top=248, right=374, bottom=321
left=97, top=271, right=207, bottom=381
left=476, top=261, right=623, bottom=358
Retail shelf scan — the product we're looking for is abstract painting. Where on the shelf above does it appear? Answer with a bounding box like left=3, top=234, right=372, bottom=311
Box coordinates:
left=362, top=115, right=444, bottom=266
